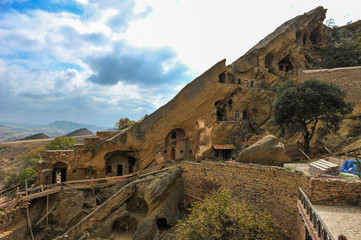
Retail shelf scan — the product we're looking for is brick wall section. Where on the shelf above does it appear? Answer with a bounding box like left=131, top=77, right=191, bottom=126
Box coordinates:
left=181, top=161, right=309, bottom=239
left=83, top=137, right=100, bottom=149
left=310, top=177, right=361, bottom=205
left=297, top=66, right=361, bottom=102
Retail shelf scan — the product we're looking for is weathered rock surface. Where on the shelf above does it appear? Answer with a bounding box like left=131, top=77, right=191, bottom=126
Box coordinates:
left=83, top=196, right=97, bottom=208
left=73, top=7, right=327, bottom=176
left=51, top=166, right=183, bottom=240
left=38, top=6, right=331, bottom=185
left=49, top=191, right=85, bottom=226
left=237, top=135, right=290, bottom=166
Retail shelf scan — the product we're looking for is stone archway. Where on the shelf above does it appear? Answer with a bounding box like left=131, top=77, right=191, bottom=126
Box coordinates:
left=52, top=162, right=67, bottom=184
left=165, top=128, right=192, bottom=161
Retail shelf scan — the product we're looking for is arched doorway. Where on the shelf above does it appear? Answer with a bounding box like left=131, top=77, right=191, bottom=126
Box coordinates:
left=52, top=162, right=67, bottom=184
left=171, top=149, right=175, bottom=160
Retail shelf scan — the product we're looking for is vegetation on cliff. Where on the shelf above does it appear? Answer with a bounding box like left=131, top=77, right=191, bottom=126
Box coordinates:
left=274, top=79, right=352, bottom=153
left=176, top=190, right=277, bottom=240
left=4, top=147, right=43, bottom=188
left=44, top=136, right=76, bottom=150
left=313, top=20, right=361, bottom=69
left=114, top=118, right=136, bottom=130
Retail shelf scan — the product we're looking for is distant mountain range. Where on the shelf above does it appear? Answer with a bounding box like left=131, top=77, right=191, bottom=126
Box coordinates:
left=0, top=120, right=109, bottom=143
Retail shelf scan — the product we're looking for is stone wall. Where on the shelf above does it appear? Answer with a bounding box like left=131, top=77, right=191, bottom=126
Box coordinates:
left=181, top=161, right=309, bottom=240
left=96, top=131, right=119, bottom=142
left=310, top=177, right=361, bottom=205
left=37, top=150, right=76, bottom=184
left=83, top=137, right=100, bottom=149
left=297, top=66, right=361, bottom=102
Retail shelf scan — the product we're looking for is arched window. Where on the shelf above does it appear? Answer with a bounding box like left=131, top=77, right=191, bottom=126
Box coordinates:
left=171, top=131, right=176, bottom=139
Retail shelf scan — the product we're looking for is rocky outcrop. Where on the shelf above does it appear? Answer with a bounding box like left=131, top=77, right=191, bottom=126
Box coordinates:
left=49, top=191, right=85, bottom=227
left=231, top=6, right=327, bottom=88
left=37, top=6, right=330, bottom=184
left=53, top=166, right=183, bottom=240
left=236, top=135, right=290, bottom=166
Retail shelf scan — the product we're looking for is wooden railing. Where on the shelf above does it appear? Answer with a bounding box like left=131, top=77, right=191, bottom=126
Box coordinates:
left=298, top=188, right=335, bottom=240
left=8, top=164, right=169, bottom=210
left=0, top=184, right=20, bottom=196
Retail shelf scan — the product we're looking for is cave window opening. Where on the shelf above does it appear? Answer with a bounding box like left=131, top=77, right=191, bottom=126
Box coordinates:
left=250, top=80, right=254, bottom=87
left=243, top=110, right=247, bottom=120
left=171, top=131, right=177, bottom=139
left=228, top=99, right=233, bottom=110
left=217, top=108, right=226, bottom=121
left=265, top=53, right=272, bottom=68
left=278, top=57, right=293, bottom=72
left=156, top=218, right=171, bottom=230
left=238, top=79, right=241, bottom=84
left=235, top=110, right=240, bottom=121
left=129, top=165, right=133, bottom=173
left=218, top=72, right=226, bottom=83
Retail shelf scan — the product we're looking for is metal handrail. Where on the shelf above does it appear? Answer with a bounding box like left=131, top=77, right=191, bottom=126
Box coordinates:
left=298, top=188, right=335, bottom=240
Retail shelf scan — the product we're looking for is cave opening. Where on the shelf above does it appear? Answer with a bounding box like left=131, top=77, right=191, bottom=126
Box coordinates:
left=156, top=218, right=171, bottom=230
left=278, top=56, right=293, bottom=72
left=265, top=53, right=273, bottom=69
left=111, top=216, right=138, bottom=235
left=217, top=108, right=226, bottom=121
left=309, top=30, right=319, bottom=44
left=218, top=72, right=226, bottom=83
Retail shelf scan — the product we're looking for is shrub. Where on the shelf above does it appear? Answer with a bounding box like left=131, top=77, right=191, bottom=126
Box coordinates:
left=176, top=190, right=277, bottom=240
left=45, top=136, right=76, bottom=150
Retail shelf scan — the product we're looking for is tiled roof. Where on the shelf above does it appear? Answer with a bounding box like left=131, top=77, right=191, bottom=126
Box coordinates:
left=213, top=144, right=236, bottom=150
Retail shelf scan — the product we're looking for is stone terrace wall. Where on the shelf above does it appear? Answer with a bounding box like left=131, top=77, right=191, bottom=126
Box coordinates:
left=181, top=161, right=309, bottom=240
left=96, top=131, right=119, bottom=142
left=310, top=177, right=361, bottom=205
left=297, top=66, right=361, bottom=102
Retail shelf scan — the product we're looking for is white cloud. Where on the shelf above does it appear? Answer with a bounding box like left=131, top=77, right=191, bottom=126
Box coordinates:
left=1, top=0, right=360, bottom=126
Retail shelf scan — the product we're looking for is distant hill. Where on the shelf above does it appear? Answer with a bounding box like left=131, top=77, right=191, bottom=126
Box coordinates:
left=46, top=120, right=106, bottom=133
left=65, top=128, right=93, bottom=137
left=20, top=133, right=49, bottom=141
left=0, top=120, right=108, bottom=143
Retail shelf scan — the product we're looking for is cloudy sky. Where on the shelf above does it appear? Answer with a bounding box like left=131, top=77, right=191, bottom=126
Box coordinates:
left=0, top=0, right=360, bottom=127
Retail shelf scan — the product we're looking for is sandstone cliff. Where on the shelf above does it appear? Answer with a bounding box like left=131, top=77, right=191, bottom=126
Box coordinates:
left=36, top=6, right=334, bottom=183
left=77, top=6, right=327, bottom=175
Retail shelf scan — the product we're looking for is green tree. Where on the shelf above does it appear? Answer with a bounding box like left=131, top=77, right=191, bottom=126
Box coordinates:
left=45, top=136, right=76, bottom=150
left=114, top=118, right=136, bottom=130
left=274, top=79, right=352, bottom=153
left=176, top=191, right=277, bottom=240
